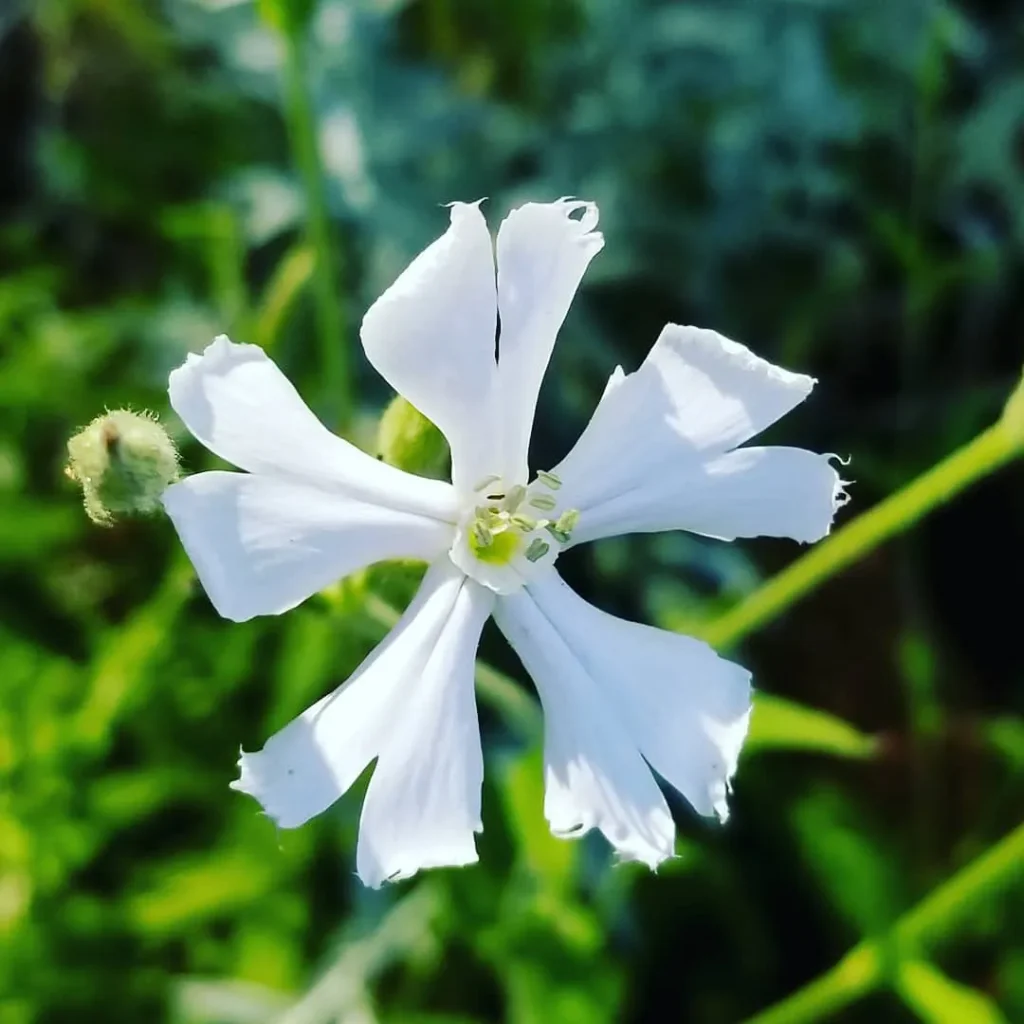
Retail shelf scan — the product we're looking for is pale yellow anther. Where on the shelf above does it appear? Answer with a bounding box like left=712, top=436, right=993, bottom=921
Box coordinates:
left=457, top=474, right=582, bottom=584
left=555, top=508, right=580, bottom=534
left=525, top=538, right=550, bottom=562
left=473, top=474, right=501, bottom=492
left=504, top=484, right=526, bottom=512
left=471, top=520, right=493, bottom=549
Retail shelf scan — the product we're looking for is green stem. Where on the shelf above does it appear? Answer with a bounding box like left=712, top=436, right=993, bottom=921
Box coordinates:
left=280, top=25, right=350, bottom=428
left=701, top=422, right=1019, bottom=650
left=743, top=821, right=1024, bottom=1024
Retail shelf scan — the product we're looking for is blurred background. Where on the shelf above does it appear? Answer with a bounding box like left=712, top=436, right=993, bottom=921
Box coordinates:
left=2, top=0, right=1023, bottom=1021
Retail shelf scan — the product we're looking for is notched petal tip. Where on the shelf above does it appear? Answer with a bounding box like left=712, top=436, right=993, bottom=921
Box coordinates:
left=701, top=686, right=753, bottom=823
left=615, top=844, right=678, bottom=872
left=561, top=197, right=601, bottom=236
left=664, top=324, right=817, bottom=398
left=359, top=840, right=481, bottom=890
left=230, top=747, right=292, bottom=827
left=805, top=453, right=853, bottom=544
left=166, top=333, right=273, bottom=432
left=170, top=333, right=243, bottom=380
left=546, top=803, right=675, bottom=871
left=611, top=819, right=676, bottom=870
left=444, top=197, right=487, bottom=215
left=501, top=196, right=604, bottom=249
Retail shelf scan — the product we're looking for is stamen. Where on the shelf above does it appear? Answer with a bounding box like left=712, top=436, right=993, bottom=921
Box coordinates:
left=473, top=474, right=501, bottom=492
left=528, top=494, right=556, bottom=511
left=525, top=538, right=550, bottom=562
left=510, top=513, right=538, bottom=532
left=536, top=470, right=562, bottom=490
left=555, top=508, right=580, bottom=534
left=471, top=520, right=493, bottom=549
left=504, top=484, right=526, bottom=512
left=545, top=524, right=570, bottom=544
left=475, top=505, right=502, bottom=523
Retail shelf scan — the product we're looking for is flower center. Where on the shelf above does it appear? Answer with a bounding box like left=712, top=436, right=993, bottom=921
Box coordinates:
left=448, top=471, right=580, bottom=594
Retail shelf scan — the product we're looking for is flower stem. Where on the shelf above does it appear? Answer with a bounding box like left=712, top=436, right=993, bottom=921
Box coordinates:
left=701, top=420, right=1019, bottom=651
left=742, top=821, right=1024, bottom=1024
left=280, top=23, right=351, bottom=428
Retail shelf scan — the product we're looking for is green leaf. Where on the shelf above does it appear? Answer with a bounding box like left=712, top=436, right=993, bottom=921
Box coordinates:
left=744, top=694, right=878, bottom=759
left=127, top=848, right=279, bottom=934
left=253, top=243, right=314, bottom=351
left=986, top=716, right=1024, bottom=771
left=897, top=960, right=1009, bottom=1024
left=791, top=788, right=902, bottom=936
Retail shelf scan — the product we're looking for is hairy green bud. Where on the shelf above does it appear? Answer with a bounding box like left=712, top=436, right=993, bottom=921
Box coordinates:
left=66, top=410, right=180, bottom=526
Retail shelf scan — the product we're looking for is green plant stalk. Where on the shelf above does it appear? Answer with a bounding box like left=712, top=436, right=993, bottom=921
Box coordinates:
left=254, top=242, right=315, bottom=351
left=742, top=821, right=1024, bottom=1024
left=280, top=25, right=351, bottom=427
left=701, top=421, right=1019, bottom=650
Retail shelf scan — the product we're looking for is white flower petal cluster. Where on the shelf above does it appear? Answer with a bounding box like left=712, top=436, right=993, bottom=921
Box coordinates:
left=163, top=199, right=847, bottom=887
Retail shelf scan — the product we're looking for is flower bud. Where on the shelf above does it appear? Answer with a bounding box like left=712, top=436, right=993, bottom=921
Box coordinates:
left=376, top=396, right=450, bottom=479
left=66, top=410, right=180, bottom=526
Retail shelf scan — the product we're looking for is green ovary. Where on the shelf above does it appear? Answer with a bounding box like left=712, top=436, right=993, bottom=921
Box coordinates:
left=469, top=527, right=521, bottom=565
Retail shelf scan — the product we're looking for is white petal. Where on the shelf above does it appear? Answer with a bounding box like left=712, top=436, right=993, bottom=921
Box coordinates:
left=553, top=324, right=816, bottom=513
left=232, top=560, right=494, bottom=888
left=570, top=447, right=847, bottom=546
left=163, top=471, right=454, bottom=622
left=518, top=573, right=752, bottom=822
left=170, top=335, right=455, bottom=520
left=495, top=199, right=604, bottom=484
left=356, top=570, right=493, bottom=887
left=494, top=583, right=676, bottom=868
left=360, top=202, right=499, bottom=494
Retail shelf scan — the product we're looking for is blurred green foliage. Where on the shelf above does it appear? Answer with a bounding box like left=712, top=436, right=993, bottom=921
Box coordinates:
left=1, top=0, right=1023, bottom=1021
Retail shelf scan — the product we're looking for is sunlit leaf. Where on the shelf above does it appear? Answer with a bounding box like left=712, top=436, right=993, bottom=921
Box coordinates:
left=987, top=717, right=1024, bottom=771
left=792, top=787, right=902, bottom=936
left=898, top=959, right=1009, bottom=1024
left=744, top=694, right=878, bottom=759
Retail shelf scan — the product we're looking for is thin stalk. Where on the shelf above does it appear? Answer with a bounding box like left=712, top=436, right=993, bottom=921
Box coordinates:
left=701, top=422, right=1019, bottom=651
left=742, top=821, right=1024, bottom=1024
left=280, top=25, right=350, bottom=427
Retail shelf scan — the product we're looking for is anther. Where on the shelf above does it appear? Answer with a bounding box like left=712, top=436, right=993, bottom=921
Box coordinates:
left=471, top=520, right=494, bottom=549
left=536, top=470, right=562, bottom=490
left=528, top=494, right=556, bottom=511
left=555, top=508, right=580, bottom=534
left=525, top=538, right=550, bottom=562
left=504, top=484, right=526, bottom=512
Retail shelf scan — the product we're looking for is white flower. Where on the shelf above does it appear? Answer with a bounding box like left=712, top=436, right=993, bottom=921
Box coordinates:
left=163, top=199, right=847, bottom=887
